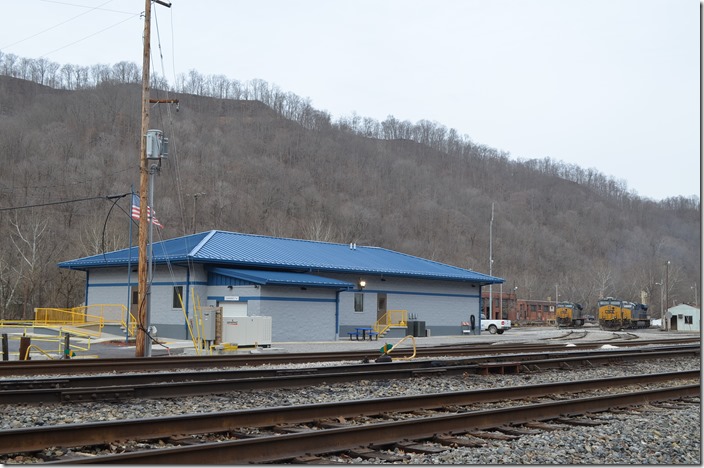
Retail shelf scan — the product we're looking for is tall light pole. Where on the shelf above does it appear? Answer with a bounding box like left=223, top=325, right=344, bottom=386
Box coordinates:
left=664, top=260, right=671, bottom=331
left=655, top=282, right=664, bottom=326
left=191, top=192, right=206, bottom=234
left=488, top=203, right=494, bottom=319
left=499, top=282, right=503, bottom=319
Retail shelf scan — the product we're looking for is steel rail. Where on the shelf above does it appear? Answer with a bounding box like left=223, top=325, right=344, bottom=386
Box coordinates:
left=0, top=347, right=699, bottom=404
left=2, top=344, right=698, bottom=392
left=0, top=338, right=700, bottom=376
left=0, top=338, right=697, bottom=376
left=0, top=370, right=697, bottom=457
left=43, top=383, right=700, bottom=464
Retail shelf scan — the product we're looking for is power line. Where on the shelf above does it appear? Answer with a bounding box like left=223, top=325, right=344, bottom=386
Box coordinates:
left=1, top=0, right=129, bottom=51
left=39, top=14, right=140, bottom=59
left=0, top=193, right=130, bottom=212
left=0, top=167, right=134, bottom=193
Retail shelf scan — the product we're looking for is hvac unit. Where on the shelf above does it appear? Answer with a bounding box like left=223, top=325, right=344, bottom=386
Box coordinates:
left=221, top=315, right=272, bottom=347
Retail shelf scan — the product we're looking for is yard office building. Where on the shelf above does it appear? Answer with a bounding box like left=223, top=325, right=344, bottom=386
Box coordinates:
left=58, top=230, right=503, bottom=341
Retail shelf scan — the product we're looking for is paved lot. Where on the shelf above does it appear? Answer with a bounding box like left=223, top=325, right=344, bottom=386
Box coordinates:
left=1, top=324, right=698, bottom=360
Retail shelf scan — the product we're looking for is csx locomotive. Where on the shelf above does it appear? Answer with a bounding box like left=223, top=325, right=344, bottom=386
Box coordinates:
left=555, top=302, right=585, bottom=327
left=597, top=297, right=650, bottom=330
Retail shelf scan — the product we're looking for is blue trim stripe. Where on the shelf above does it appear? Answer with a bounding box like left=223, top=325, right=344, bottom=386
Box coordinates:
left=89, top=281, right=207, bottom=287
left=208, top=296, right=336, bottom=303
left=357, top=289, right=480, bottom=299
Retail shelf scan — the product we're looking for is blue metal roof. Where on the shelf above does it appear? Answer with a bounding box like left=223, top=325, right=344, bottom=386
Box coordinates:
left=207, top=267, right=355, bottom=289
left=58, top=230, right=503, bottom=285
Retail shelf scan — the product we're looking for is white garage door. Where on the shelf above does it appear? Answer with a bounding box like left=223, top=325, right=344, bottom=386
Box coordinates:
left=221, top=301, right=248, bottom=318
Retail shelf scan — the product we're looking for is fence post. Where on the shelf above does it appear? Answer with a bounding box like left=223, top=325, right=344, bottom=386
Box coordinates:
left=19, top=335, right=31, bottom=360
left=215, top=307, right=222, bottom=345
left=2, top=333, right=8, bottom=361
left=62, top=333, right=74, bottom=359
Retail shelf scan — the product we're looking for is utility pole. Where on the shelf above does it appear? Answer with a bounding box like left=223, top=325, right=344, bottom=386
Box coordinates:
left=135, top=0, right=152, bottom=358
left=136, top=0, right=171, bottom=357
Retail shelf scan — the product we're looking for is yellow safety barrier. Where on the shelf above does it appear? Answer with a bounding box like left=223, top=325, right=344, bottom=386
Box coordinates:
left=380, top=335, right=417, bottom=361
left=8, top=329, right=91, bottom=360
left=29, top=304, right=132, bottom=339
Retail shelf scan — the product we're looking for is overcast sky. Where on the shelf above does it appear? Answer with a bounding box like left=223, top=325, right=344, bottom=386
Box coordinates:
left=0, top=0, right=700, bottom=201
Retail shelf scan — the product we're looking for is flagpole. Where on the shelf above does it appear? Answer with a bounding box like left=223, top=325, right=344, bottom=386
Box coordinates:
left=126, top=187, right=134, bottom=343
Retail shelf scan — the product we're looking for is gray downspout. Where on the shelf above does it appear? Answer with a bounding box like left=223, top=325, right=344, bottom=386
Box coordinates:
left=184, top=266, right=191, bottom=339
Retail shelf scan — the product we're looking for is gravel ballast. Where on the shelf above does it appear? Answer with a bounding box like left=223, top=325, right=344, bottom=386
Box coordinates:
left=0, top=353, right=700, bottom=464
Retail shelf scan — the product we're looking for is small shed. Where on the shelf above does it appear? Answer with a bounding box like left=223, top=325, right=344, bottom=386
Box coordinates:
left=665, top=304, right=700, bottom=332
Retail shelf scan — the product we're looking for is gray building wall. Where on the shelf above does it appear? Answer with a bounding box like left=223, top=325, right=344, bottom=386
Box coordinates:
left=79, top=265, right=484, bottom=341
left=82, top=265, right=206, bottom=340
left=328, top=274, right=481, bottom=337
left=257, top=286, right=337, bottom=342
left=205, top=285, right=337, bottom=342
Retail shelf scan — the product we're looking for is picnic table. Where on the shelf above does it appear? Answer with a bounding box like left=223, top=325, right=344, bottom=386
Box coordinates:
left=347, top=327, right=379, bottom=340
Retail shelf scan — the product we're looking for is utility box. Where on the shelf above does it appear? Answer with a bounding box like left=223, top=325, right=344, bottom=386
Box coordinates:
left=146, top=129, right=168, bottom=159
left=201, top=308, right=217, bottom=341
left=406, top=320, right=426, bottom=337
left=221, top=315, right=272, bottom=347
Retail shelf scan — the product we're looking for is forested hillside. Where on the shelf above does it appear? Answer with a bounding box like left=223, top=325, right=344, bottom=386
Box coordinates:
left=0, top=58, right=699, bottom=319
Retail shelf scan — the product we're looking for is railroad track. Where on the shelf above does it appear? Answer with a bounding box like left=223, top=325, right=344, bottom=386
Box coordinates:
left=1, top=371, right=697, bottom=463
left=1, top=345, right=699, bottom=404
left=0, top=337, right=698, bottom=376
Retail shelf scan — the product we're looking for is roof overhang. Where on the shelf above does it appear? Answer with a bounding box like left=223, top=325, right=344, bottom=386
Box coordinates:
left=207, top=267, right=355, bottom=289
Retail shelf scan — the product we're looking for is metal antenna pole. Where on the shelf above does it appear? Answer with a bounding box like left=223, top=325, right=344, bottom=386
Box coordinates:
left=145, top=164, right=159, bottom=357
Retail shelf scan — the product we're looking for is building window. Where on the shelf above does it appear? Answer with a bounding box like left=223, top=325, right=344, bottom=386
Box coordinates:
left=685, top=316, right=693, bottom=324
left=173, top=286, right=184, bottom=309
left=530, top=304, right=536, bottom=312
left=354, top=293, right=364, bottom=312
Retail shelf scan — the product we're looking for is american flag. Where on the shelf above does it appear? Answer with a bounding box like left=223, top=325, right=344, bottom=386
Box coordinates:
left=131, top=194, right=164, bottom=228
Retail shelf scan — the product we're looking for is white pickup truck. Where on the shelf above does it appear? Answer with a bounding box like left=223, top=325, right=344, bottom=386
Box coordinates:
left=480, top=314, right=511, bottom=334
left=462, top=315, right=512, bottom=334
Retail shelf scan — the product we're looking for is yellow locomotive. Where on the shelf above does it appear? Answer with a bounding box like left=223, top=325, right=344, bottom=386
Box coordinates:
left=597, top=297, right=650, bottom=330
left=555, top=302, right=585, bottom=327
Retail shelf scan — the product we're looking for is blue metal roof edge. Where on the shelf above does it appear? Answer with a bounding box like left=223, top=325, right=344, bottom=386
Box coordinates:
left=58, top=230, right=504, bottom=284
left=201, top=260, right=503, bottom=284
left=195, top=231, right=503, bottom=284
left=189, top=230, right=218, bottom=257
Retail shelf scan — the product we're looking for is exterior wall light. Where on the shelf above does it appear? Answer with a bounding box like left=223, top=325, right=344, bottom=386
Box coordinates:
left=359, top=280, right=366, bottom=290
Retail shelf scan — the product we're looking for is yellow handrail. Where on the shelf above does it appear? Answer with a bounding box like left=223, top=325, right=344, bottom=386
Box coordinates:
left=373, top=309, right=408, bottom=334
left=121, top=312, right=138, bottom=337
left=26, top=304, right=134, bottom=339
left=177, top=288, right=200, bottom=355
left=23, top=344, right=56, bottom=360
